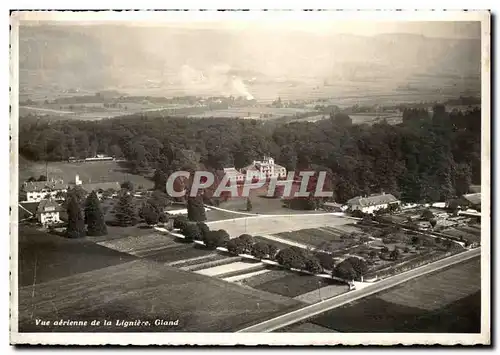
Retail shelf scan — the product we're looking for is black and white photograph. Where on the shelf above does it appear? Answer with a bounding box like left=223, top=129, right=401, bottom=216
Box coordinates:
left=9, top=10, right=490, bottom=345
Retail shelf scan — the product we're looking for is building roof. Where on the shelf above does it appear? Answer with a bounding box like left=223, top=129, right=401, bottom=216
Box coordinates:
left=81, top=182, right=121, bottom=193
left=347, top=193, right=399, bottom=207
left=36, top=199, right=64, bottom=214
left=23, top=180, right=67, bottom=192
left=461, top=193, right=481, bottom=206
left=19, top=202, right=39, bottom=218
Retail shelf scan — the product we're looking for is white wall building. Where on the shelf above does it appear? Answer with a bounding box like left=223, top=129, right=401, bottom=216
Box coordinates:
left=346, top=193, right=400, bottom=214
left=242, top=156, right=287, bottom=181
left=23, top=180, right=67, bottom=202
left=36, top=199, right=63, bottom=226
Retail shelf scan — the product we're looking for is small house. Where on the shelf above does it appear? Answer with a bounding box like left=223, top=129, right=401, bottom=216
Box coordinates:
left=36, top=199, right=64, bottom=226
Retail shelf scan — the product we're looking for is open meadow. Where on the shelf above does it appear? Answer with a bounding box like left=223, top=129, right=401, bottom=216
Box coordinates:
left=306, top=257, right=481, bottom=333
left=19, top=158, right=154, bottom=190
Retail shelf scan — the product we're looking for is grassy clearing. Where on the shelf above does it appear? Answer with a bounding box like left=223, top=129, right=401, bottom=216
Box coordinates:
left=378, top=257, right=480, bottom=311
left=141, top=244, right=213, bottom=263
left=240, top=269, right=292, bottom=288
left=309, top=258, right=481, bottom=333
left=18, top=259, right=302, bottom=332
left=18, top=226, right=137, bottom=287
left=254, top=273, right=340, bottom=298
left=19, top=159, right=154, bottom=189
left=275, top=228, right=350, bottom=249
left=96, top=233, right=178, bottom=257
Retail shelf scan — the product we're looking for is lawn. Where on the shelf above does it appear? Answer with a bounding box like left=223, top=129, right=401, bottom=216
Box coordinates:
left=19, top=158, right=154, bottom=189
left=18, top=226, right=137, bottom=287
left=18, top=259, right=302, bottom=332
left=275, top=228, right=351, bottom=249
left=309, top=257, right=481, bottom=333
left=96, top=233, right=179, bottom=257
left=140, top=244, right=214, bottom=263
left=240, top=269, right=292, bottom=288
left=254, top=273, right=339, bottom=298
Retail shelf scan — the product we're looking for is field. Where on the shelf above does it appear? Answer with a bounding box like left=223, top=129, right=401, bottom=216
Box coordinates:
left=305, top=257, right=481, bottom=333
left=17, top=226, right=303, bottom=332
left=18, top=259, right=302, bottom=332
left=206, top=214, right=354, bottom=238
left=19, top=158, right=154, bottom=190
left=275, top=226, right=360, bottom=249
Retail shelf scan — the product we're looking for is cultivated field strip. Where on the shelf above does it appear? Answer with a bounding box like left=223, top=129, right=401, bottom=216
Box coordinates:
left=215, top=263, right=267, bottom=280
left=97, top=233, right=177, bottom=256
left=196, top=261, right=264, bottom=277
left=207, top=214, right=353, bottom=237
left=18, top=258, right=303, bottom=332
left=224, top=269, right=271, bottom=283
left=181, top=256, right=242, bottom=272
left=242, top=269, right=292, bottom=288
left=166, top=253, right=221, bottom=267
left=377, top=258, right=481, bottom=311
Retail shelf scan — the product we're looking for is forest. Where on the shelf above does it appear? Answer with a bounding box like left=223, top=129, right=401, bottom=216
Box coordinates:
left=19, top=104, right=481, bottom=204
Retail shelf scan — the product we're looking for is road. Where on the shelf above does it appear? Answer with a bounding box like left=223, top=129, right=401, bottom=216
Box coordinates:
left=237, top=247, right=481, bottom=332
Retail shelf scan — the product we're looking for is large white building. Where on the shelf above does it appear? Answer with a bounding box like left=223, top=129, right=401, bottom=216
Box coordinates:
left=242, top=156, right=287, bottom=181
left=346, top=193, right=400, bottom=214
left=23, top=180, right=67, bottom=202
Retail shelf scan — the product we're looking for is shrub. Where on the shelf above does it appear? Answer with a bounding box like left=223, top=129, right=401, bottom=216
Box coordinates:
left=381, top=246, right=389, bottom=253
left=173, top=215, right=189, bottom=230
left=276, top=247, right=307, bottom=270
left=250, top=242, right=270, bottom=259
left=304, top=255, right=322, bottom=274
left=197, top=222, right=210, bottom=239
left=315, top=252, right=335, bottom=271
left=237, top=234, right=254, bottom=253
left=181, top=223, right=201, bottom=242
left=204, top=229, right=230, bottom=249
left=226, top=239, right=246, bottom=255
left=267, top=244, right=279, bottom=260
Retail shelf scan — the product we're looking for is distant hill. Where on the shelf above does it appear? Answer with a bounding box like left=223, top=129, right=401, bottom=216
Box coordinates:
left=18, top=25, right=481, bottom=97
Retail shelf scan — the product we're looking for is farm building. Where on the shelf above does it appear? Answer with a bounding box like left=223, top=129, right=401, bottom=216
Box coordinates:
left=346, top=192, right=400, bottom=214
left=22, top=180, right=67, bottom=202
left=80, top=182, right=121, bottom=199
left=36, top=199, right=64, bottom=226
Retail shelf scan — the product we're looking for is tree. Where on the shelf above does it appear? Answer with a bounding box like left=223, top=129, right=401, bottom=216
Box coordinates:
left=227, top=239, right=246, bottom=255
left=368, top=250, right=378, bottom=260
left=345, top=257, right=368, bottom=278
left=421, top=209, right=435, bottom=221
left=114, top=192, right=137, bottom=226
left=121, top=181, right=134, bottom=191
left=38, top=175, right=47, bottom=182
left=140, top=202, right=160, bottom=226
left=381, top=246, right=389, bottom=253
left=197, top=222, right=210, bottom=239
left=267, top=244, right=279, bottom=260
left=187, top=196, right=207, bottom=222
left=304, top=255, right=322, bottom=274
left=66, top=195, right=86, bottom=238
left=153, top=169, right=168, bottom=192
left=315, top=252, right=335, bottom=271
left=204, top=229, right=230, bottom=249
left=181, top=223, right=201, bottom=242
left=246, top=198, right=253, bottom=212
left=237, top=234, right=254, bottom=253
left=389, top=248, right=400, bottom=261
left=84, top=191, right=108, bottom=236
left=332, top=260, right=357, bottom=281
left=430, top=218, right=437, bottom=228
left=251, top=242, right=270, bottom=259
left=173, top=215, right=189, bottom=230
left=276, top=247, right=307, bottom=270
